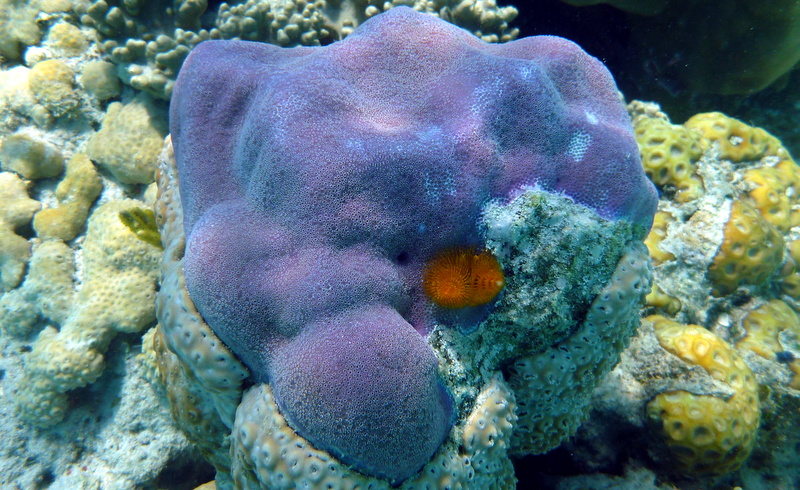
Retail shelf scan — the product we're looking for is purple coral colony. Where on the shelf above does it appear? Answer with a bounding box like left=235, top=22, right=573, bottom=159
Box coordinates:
left=170, top=6, right=655, bottom=484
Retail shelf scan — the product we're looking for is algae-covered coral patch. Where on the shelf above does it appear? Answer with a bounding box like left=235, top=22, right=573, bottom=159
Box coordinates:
left=28, top=59, right=79, bottom=118
left=79, top=60, right=122, bottom=101
left=0, top=0, right=42, bottom=60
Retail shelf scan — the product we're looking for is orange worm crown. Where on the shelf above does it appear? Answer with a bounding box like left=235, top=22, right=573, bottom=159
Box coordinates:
left=422, top=247, right=505, bottom=309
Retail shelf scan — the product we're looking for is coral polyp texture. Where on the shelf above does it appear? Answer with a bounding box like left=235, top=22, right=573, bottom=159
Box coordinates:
left=86, top=93, right=169, bottom=185
left=645, top=316, right=761, bottom=477
left=637, top=109, right=800, bottom=312
left=634, top=116, right=704, bottom=203
left=153, top=7, right=657, bottom=487
left=594, top=104, right=800, bottom=486
left=738, top=300, right=800, bottom=389
left=76, top=0, right=521, bottom=99
left=9, top=199, right=163, bottom=426
left=0, top=172, right=41, bottom=291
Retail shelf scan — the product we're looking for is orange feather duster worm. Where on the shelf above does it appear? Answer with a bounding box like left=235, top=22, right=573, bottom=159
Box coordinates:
left=422, top=247, right=505, bottom=309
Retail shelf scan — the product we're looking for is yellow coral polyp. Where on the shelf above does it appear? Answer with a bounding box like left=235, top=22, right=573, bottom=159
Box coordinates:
left=708, top=199, right=784, bottom=296
left=646, top=316, right=760, bottom=477
left=645, top=283, right=681, bottom=315
left=634, top=117, right=704, bottom=202
left=644, top=210, right=675, bottom=265
left=744, top=166, right=794, bottom=231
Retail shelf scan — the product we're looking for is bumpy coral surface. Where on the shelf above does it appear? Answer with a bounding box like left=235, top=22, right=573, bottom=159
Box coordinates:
left=86, top=93, right=168, bottom=184
left=78, top=0, right=521, bottom=99
left=0, top=239, right=76, bottom=338
left=48, top=22, right=89, bottom=56
left=79, top=60, right=122, bottom=101
left=32, top=153, right=102, bottom=241
left=0, top=172, right=40, bottom=290
left=644, top=210, right=675, bottom=265
left=634, top=116, right=704, bottom=203
left=646, top=316, right=761, bottom=476
left=165, top=7, right=656, bottom=485
left=28, top=59, right=79, bottom=118
left=738, top=300, right=800, bottom=389
left=685, top=112, right=785, bottom=163
left=0, top=131, right=65, bottom=179
left=0, top=0, right=42, bottom=60
left=623, top=105, right=800, bottom=485
left=638, top=109, right=799, bottom=313
left=707, top=199, right=784, bottom=296
left=15, top=199, right=162, bottom=426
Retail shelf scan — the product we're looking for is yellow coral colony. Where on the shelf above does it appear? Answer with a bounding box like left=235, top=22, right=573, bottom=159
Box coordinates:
left=33, top=153, right=102, bottom=241
left=634, top=117, right=704, bottom=203
left=707, top=200, right=784, bottom=296
left=646, top=316, right=760, bottom=476
left=685, top=112, right=800, bottom=231
left=685, top=112, right=785, bottom=163
left=738, top=300, right=800, bottom=390
left=16, top=200, right=162, bottom=426
left=643, top=210, right=675, bottom=265
left=637, top=112, right=800, bottom=297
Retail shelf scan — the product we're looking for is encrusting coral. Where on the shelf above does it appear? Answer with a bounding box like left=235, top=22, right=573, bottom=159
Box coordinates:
left=0, top=172, right=41, bottom=291
left=638, top=109, right=799, bottom=306
left=738, top=300, right=800, bottom=390
left=685, top=112, right=786, bottom=163
left=32, top=153, right=103, bottom=241
left=86, top=93, right=168, bottom=184
left=0, top=131, right=65, bottom=180
left=48, top=22, right=90, bottom=56
left=0, top=239, right=76, bottom=338
left=79, top=60, right=122, bottom=101
left=707, top=199, right=784, bottom=296
left=28, top=59, right=79, bottom=118
left=645, top=316, right=761, bottom=477
left=76, top=0, right=520, bottom=99
left=620, top=103, right=800, bottom=483
left=634, top=116, right=704, bottom=203
left=643, top=210, right=675, bottom=265
left=15, top=199, right=162, bottom=426
left=0, top=0, right=43, bottom=60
